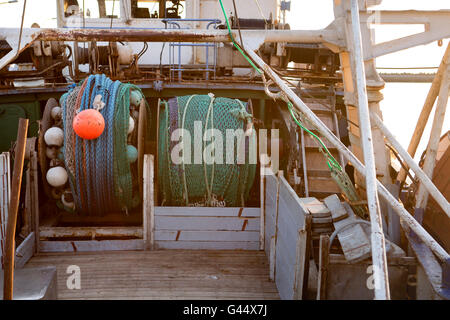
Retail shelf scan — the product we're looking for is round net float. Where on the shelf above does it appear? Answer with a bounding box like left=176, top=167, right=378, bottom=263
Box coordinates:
left=46, top=166, right=68, bottom=188
left=51, top=106, right=62, bottom=120
left=73, top=109, right=105, bottom=140
left=128, top=116, right=135, bottom=135
left=126, top=145, right=138, bottom=163
left=39, top=98, right=59, bottom=199
left=130, top=90, right=143, bottom=107
left=44, top=127, right=64, bottom=147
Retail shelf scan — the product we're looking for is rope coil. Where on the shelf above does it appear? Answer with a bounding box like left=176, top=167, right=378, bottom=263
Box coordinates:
left=60, top=74, right=147, bottom=215
left=158, top=94, right=256, bottom=207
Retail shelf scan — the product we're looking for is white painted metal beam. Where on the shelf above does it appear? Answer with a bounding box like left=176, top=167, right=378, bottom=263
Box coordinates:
left=359, top=10, right=450, bottom=59
left=241, top=43, right=450, bottom=265
left=350, top=0, right=390, bottom=300
left=370, top=112, right=450, bottom=218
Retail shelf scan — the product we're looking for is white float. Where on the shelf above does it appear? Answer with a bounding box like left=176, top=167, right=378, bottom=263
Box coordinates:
left=128, top=117, right=135, bottom=134
left=44, top=127, right=64, bottom=147
left=46, top=166, right=68, bottom=187
left=51, top=106, right=62, bottom=120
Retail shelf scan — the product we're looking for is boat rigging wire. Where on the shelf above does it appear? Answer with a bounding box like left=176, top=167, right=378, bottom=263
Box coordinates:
left=231, top=0, right=244, bottom=48
left=253, top=0, right=269, bottom=26
left=218, top=0, right=367, bottom=219
left=110, top=0, right=116, bottom=29
left=15, top=0, right=27, bottom=60
left=218, top=0, right=262, bottom=74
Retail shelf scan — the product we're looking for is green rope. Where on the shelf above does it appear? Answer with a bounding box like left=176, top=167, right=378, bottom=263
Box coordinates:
left=287, top=101, right=341, bottom=171
left=218, top=0, right=262, bottom=74
left=218, top=0, right=340, bottom=175
left=218, top=1, right=366, bottom=217
left=113, top=83, right=138, bottom=210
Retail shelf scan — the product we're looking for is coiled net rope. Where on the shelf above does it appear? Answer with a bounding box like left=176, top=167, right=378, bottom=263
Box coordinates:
left=60, top=74, right=145, bottom=215
left=158, top=94, right=256, bottom=207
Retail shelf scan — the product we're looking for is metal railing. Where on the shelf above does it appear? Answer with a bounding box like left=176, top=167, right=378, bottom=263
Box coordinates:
left=162, top=18, right=221, bottom=81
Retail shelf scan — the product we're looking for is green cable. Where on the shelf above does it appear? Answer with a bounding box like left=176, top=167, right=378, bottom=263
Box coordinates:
left=287, top=101, right=342, bottom=171
left=218, top=0, right=341, bottom=174
left=218, top=0, right=262, bottom=74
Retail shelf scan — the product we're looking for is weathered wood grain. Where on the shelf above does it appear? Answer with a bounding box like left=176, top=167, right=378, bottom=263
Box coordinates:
left=25, top=250, right=279, bottom=300
left=155, top=216, right=259, bottom=231
left=39, top=240, right=146, bottom=252
left=156, top=241, right=259, bottom=250
left=155, top=230, right=259, bottom=242
left=154, top=207, right=260, bottom=217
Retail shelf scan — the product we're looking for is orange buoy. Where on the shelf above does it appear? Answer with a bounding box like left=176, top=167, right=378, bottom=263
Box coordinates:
left=73, top=109, right=105, bottom=140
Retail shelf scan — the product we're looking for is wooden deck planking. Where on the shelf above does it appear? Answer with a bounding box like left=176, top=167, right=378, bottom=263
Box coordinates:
left=25, top=250, right=279, bottom=300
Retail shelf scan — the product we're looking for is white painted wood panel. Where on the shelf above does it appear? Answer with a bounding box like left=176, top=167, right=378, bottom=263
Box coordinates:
left=155, top=216, right=259, bottom=231
left=39, top=240, right=145, bottom=252
left=155, top=206, right=260, bottom=217
left=155, top=230, right=259, bottom=242
left=157, top=241, right=259, bottom=250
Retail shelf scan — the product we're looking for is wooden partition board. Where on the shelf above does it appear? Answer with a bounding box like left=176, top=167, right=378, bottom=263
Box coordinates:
left=264, top=171, right=278, bottom=258
left=154, top=207, right=260, bottom=250
left=275, top=176, right=309, bottom=300
left=264, top=168, right=311, bottom=300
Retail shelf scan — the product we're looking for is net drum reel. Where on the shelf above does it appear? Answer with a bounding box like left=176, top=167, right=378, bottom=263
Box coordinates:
left=157, top=94, right=257, bottom=207
left=38, top=75, right=148, bottom=216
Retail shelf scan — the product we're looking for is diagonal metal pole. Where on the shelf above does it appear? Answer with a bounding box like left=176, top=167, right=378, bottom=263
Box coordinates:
left=397, top=43, right=450, bottom=185
left=241, top=12, right=449, bottom=283
left=414, top=63, right=450, bottom=224
left=243, top=44, right=449, bottom=263
left=370, top=112, right=450, bottom=219
left=349, top=0, right=390, bottom=300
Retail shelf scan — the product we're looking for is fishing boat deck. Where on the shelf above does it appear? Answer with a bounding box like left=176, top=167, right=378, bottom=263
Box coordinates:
left=24, top=250, right=279, bottom=300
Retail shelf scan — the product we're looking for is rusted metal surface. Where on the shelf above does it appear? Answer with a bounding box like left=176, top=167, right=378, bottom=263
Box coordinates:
left=31, top=28, right=235, bottom=43
left=27, top=28, right=340, bottom=45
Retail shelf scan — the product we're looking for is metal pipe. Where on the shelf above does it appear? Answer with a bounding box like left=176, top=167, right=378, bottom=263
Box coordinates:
left=380, top=73, right=436, bottom=83
left=3, top=118, right=28, bottom=300
left=241, top=41, right=450, bottom=264
left=28, top=28, right=336, bottom=44
left=397, top=43, right=450, bottom=184
left=370, top=112, right=450, bottom=219
left=350, top=0, right=390, bottom=300
left=300, top=129, right=309, bottom=197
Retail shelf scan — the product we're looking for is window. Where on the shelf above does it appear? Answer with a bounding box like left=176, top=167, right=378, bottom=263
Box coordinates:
left=131, top=0, right=159, bottom=18
left=131, top=0, right=186, bottom=19
left=64, top=0, right=120, bottom=19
